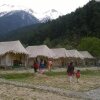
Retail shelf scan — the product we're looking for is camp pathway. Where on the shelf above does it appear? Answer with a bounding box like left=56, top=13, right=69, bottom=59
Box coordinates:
left=0, top=84, right=78, bottom=100
left=0, top=78, right=100, bottom=100
left=85, top=88, right=100, bottom=100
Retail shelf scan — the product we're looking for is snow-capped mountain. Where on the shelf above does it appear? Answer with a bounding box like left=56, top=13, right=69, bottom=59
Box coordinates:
left=0, top=10, right=39, bottom=35
left=34, top=9, right=63, bottom=22
left=43, top=9, right=62, bottom=19
left=0, top=4, right=38, bottom=17
left=0, top=4, right=39, bottom=35
left=0, top=4, right=63, bottom=37
left=0, top=4, right=63, bottom=22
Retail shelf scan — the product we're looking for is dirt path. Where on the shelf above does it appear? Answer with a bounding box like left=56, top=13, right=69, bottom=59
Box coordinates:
left=0, top=78, right=99, bottom=100
left=85, top=88, right=100, bottom=100
left=0, top=67, right=100, bottom=100
left=0, top=83, right=82, bottom=100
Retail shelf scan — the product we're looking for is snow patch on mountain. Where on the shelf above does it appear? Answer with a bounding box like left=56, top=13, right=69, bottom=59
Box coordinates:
left=34, top=9, right=63, bottom=22
left=43, top=9, right=62, bottom=19
left=0, top=11, right=8, bottom=17
left=0, top=4, right=36, bottom=17
left=0, top=4, right=63, bottom=22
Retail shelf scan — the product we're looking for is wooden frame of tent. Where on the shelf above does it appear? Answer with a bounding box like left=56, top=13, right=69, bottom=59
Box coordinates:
left=70, top=57, right=84, bottom=67
left=28, top=55, right=51, bottom=68
left=0, top=52, right=28, bottom=69
left=0, top=40, right=28, bottom=69
left=26, top=45, right=55, bottom=68
left=28, top=55, right=56, bottom=71
left=66, top=50, right=85, bottom=67
left=53, top=57, right=67, bottom=68
left=79, top=51, right=95, bottom=67
left=83, top=58, right=96, bottom=66
left=51, top=48, right=69, bottom=68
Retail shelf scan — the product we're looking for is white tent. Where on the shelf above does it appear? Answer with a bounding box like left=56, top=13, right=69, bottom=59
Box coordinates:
left=79, top=51, right=94, bottom=59
left=26, top=45, right=55, bottom=58
left=79, top=51, right=95, bottom=66
left=51, top=48, right=68, bottom=58
left=0, top=40, right=28, bottom=55
left=0, top=40, right=28, bottom=68
left=26, top=45, right=55, bottom=66
left=66, top=50, right=84, bottom=59
left=51, top=48, right=70, bottom=67
left=65, top=50, right=85, bottom=66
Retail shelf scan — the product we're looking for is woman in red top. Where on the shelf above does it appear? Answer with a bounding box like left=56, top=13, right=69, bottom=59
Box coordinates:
left=76, top=70, right=80, bottom=83
left=33, top=61, right=39, bottom=73
left=67, top=62, right=74, bottom=83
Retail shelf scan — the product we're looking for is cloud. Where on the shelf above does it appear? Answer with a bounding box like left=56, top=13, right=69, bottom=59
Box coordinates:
left=0, top=0, right=89, bottom=14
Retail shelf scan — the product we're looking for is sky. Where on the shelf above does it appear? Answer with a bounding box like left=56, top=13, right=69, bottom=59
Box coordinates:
left=0, top=0, right=90, bottom=15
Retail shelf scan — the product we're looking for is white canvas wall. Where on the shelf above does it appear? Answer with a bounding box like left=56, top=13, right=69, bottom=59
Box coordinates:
left=0, top=53, right=27, bottom=67
left=0, top=55, right=6, bottom=66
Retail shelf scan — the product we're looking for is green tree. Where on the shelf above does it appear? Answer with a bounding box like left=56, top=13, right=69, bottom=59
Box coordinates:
left=43, top=38, right=51, bottom=47
left=78, top=37, right=100, bottom=57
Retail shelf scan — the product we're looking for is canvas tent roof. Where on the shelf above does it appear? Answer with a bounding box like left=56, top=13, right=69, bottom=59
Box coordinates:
left=66, top=50, right=84, bottom=59
left=79, top=51, right=94, bottom=59
left=0, top=40, right=28, bottom=55
left=26, top=45, right=55, bottom=58
left=51, top=48, right=70, bottom=58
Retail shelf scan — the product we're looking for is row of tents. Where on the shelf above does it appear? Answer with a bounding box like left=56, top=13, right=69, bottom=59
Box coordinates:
left=0, top=40, right=95, bottom=69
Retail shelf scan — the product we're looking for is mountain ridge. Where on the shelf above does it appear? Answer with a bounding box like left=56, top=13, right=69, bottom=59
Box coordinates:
left=1, top=0, right=100, bottom=48
left=0, top=10, right=39, bottom=35
left=0, top=4, right=62, bottom=21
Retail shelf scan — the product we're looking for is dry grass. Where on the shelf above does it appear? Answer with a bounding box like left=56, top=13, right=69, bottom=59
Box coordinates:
left=0, top=69, right=100, bottom=92
left=0, top=84, right=80, bottom=100
left=18, top=74, right=100, bottom=92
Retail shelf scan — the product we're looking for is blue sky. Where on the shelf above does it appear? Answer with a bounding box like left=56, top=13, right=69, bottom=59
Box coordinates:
left=0, top=0, right=90, bottom=14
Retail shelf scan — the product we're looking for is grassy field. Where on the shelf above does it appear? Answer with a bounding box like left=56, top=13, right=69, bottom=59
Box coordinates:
left=0, top=69, right=100, bottom=92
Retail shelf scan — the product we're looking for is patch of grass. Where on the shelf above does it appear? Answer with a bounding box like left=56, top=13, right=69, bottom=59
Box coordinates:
left=13, top=97, right=25, bottom=100
left=81, top=69, right=100, bottom=76
left=0, top=73, right=32, bottom=80
left=32, top=97, right=37, bottom=100
left=0, top=69, right=100, bottom=80
left=45, top=71, right=67, bottom=76
left=45, top=70, right=100, bottom=77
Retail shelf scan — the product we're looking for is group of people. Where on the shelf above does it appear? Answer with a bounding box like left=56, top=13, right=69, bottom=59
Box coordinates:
left=67, top=62, right=80, bottom=83
left=33, top=59, right=80, bottom=82
left=33, top=59, right=53, bottom=74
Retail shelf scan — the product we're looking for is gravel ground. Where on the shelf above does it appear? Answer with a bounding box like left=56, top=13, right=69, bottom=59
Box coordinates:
left=0, top=78, right=100, bottom=100
left=0, top=84, right=82, bottom=100
left=85, top=88, right=100, bottom=100
left=0, top=67, right=100, bottom=100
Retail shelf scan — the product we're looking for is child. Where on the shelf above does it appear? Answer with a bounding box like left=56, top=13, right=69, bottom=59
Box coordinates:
left=75, top=70, right=80, bottom=83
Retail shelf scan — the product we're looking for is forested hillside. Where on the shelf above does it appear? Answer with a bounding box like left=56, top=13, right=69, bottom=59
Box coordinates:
left=0, top=10, right=39, bottom=36
left=2, top=0, right=100, bottom=56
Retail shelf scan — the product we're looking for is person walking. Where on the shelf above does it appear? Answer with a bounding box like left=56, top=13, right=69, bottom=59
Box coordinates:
left=75, top=70, right=80, bottom=83
left=33, top=60, right=39, bottom=73
left=67, top=62, right=75, bottom=83
left=48, top=59, right=53, bottom=71
left=39, top=59, right=45, bottom=74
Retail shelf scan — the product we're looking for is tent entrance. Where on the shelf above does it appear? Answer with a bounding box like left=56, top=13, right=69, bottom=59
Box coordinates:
left=13, top=60, right=22, bottom=68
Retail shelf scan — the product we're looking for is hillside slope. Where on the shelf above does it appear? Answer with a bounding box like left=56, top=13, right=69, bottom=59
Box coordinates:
left=0, top=10, right=39, bottom=35
left=2, top=0, right=100, bottom=48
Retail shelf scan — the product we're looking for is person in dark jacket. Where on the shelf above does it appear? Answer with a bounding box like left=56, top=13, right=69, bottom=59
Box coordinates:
left=67, top=62, right=74, bottom=82
left=33, top=60, right=39, bottom=73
